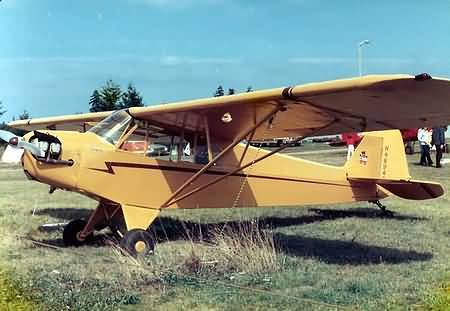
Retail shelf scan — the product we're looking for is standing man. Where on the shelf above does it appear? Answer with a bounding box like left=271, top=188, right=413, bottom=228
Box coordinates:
left=432, top=126, right=446, bottom=168
left=418, top=127, right=433, bottom=166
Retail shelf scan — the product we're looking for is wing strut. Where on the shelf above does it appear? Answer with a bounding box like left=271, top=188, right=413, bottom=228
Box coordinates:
left=161, top=118, right=336, bottom=208
left=238, top=129, right=255, bottom=166
left=204, top=115, right=213, bottom=162
left=160, top=105, right=282, bottom=207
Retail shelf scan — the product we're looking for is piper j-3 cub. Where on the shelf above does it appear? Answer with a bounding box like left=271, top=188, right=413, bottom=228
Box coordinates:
left=3, top=74, right=450, bottom=257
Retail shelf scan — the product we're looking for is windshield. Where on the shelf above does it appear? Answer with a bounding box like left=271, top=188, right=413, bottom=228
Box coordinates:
left=88, top=110, right=133, bottom=145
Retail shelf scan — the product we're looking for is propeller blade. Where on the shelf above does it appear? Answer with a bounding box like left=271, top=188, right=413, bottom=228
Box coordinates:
left=0, top=130, right=17, bottom=143
left=0, top=130, right=42, bottom=156
left=17, top=141, right=42, bottom=157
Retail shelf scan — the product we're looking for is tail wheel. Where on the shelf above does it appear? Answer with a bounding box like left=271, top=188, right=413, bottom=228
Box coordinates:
left=120, top=229, right=155, bottom=257
left=63, top=219, right=94, bottom=246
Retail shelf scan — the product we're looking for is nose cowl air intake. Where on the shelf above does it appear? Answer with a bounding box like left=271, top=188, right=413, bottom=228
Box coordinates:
left=28, top=131, right=74, bottom=166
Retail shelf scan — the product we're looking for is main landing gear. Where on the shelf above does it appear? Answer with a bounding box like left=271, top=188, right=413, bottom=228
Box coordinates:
left=63, top=219, right=94, bottom=246
left=369, top=200, right=394, bottom=217
left=120, top=229, right=155, bottom=257
left=62, top=203, right=156, bottom=257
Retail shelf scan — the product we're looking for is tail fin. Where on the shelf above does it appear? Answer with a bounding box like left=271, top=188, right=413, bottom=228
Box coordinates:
left=346, top=130, right=443, bottom=200
left=345, top=130, right=410, bottom=180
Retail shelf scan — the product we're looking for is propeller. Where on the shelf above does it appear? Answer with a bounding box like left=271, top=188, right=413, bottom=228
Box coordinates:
left=0, top=130, right=16, bottom=143
left=0, top=130, right=42, bottom=156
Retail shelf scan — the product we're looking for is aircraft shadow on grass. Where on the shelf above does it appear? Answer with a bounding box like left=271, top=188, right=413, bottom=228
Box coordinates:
left=34, top=208, right=92, bottom=220
left=272, top=233, right=432, bottom=265
left=33, top=207, right=432, bottom=265
left=34, top=206, right=428, bottom=224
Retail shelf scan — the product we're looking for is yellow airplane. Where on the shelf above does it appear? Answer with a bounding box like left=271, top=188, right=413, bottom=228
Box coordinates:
left=3, top=74, right=450, bottom=257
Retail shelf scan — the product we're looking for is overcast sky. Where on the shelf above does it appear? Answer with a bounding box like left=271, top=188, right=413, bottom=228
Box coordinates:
left=1, top=0, right=450, bottom=120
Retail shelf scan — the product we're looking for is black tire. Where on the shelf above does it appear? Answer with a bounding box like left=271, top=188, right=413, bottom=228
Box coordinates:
left=63, top=219, right=94, bottom=247
left=120, top=229, right=155, bottom=257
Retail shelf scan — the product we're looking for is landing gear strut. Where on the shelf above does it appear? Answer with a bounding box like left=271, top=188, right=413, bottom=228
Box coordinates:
left=62, top=203, right=157, bottom=257
left=369, top=200, right=394, bottom=217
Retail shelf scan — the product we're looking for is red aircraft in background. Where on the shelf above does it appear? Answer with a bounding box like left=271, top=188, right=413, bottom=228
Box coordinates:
left=330, top=129, right=419, bottom=154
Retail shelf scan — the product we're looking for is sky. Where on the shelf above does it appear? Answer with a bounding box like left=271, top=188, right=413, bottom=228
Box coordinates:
left=1, top=0, right=450, bottom=120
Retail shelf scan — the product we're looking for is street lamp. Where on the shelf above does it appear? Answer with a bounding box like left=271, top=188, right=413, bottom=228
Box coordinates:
left=358, top=39, right=370, bottom=77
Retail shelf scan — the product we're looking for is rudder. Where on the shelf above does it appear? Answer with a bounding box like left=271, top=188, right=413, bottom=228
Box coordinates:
left=345, top=130, right=411, bottom=180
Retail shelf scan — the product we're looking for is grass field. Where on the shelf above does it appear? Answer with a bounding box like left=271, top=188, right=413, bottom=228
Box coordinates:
left=0, top=146, right=449, bottom=310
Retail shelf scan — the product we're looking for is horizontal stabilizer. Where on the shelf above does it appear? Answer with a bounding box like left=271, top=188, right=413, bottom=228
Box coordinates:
left=350, top=178, right=444, bottom=200
left=377, top=180, right=444, bottom=200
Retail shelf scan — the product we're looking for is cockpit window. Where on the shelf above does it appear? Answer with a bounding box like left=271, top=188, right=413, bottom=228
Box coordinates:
left=88, top=110, right=133, bottom=145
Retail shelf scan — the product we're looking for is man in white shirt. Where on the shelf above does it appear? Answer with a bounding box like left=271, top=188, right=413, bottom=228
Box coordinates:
left=417, top=127, right=433, bottom=166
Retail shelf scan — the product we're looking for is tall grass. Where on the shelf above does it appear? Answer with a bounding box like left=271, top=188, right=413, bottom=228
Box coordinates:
left=211, top=220, right=280, bottom=274
left=180, top=219, right=281, bottom=276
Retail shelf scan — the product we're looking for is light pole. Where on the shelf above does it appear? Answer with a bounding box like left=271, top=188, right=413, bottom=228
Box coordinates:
left=358, top=39, right=370, bottom=77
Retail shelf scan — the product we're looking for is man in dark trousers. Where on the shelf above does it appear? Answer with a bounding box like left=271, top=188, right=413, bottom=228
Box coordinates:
left=432, top=126, right=446, bottom=168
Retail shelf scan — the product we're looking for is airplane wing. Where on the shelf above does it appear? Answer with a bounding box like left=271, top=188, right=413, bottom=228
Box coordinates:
left=9, top=74, right=450, bottom=141
left=8, top=111, right=110, bottom=132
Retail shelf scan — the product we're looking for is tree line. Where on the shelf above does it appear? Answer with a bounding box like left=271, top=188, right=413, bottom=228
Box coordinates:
left=0, top=102, right=29, bottom=133
left=0, top=82, right=254, bottom=125
left=89, top=82, right=253, bottom=112
left=213, top=85, right=253, bottom=97
left=0, top=103, right=29, bottom=121
left=89, top=80, right=143, bottom=112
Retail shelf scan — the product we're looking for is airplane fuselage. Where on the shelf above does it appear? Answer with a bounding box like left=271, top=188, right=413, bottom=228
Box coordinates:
left=22, top=130, right=384, bottom=212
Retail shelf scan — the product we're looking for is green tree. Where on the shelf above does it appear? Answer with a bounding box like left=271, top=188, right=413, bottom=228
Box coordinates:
left=18, top=110, right=30, bottom=120
left=119, top=83, right=144, bottom=109
left=227, top=88, right=235, bottom=95
left=246, top=86, right=253, bottom=92
left=214, top=85, right=224, bottom=97
left=89, top=80, right=122, bottom=112
left=89, top=90, right=104, bottom=112
left=99, top=80, right=122, bottom=111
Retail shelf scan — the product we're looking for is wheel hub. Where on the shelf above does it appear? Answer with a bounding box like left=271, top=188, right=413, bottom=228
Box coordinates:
left=76, top=232, right=86, bottom=242
left=134, top=241, right=146, bottom=253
